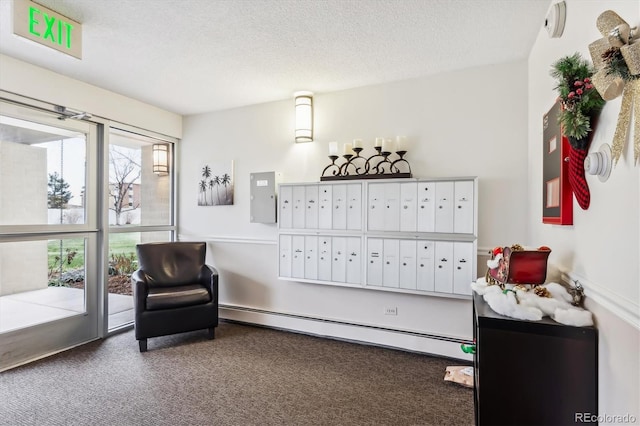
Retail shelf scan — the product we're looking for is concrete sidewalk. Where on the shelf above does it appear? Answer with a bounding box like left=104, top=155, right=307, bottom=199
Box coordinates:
left=0, top=286, right=133, bottom=333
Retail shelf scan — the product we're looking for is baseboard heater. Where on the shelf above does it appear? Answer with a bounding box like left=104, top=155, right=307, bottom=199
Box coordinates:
left=219, top=303, right=472, bottom=345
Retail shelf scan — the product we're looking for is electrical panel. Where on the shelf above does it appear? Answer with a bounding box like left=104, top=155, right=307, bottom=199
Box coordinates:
left=250, top=172, right=278, bottom=223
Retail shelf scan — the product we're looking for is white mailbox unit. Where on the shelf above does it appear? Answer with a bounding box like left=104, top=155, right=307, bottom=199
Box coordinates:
left=278, top=177, right=478, bottom=298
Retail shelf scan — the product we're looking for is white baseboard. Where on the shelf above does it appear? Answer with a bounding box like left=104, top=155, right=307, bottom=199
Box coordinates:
left=219, top=304, right=473, bottom=361
left=561, top=270, right=639, bottom=330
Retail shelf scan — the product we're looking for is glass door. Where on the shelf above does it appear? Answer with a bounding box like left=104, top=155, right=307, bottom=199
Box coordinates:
left=0, top=100, right=100, bottom=371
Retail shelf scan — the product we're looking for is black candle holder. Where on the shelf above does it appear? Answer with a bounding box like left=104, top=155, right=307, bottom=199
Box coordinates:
left=321, top=147, right=412, bottom=181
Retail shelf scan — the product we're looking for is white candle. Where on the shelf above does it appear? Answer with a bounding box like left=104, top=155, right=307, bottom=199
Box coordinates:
left=329, top=141, right=338, bottom=156
left=343, top=143, right=353, bottom=155
left=353, top=139, right=363, bottom=149
left=396, top=136, right=407, bottom=151
left=375, top=137, right=384, bottom=148
left=381, top=138, right=395, bottom=153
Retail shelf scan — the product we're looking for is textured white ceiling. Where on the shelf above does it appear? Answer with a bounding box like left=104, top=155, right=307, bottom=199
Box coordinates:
left=0, top=0, right=550, bottom=115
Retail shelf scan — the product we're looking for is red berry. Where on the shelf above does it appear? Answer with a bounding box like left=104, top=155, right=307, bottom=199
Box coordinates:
left=568, top=92, right=575, bottom=98
left=585, top=83, right=593, bottom=89
left=576, top=89, right=583, bottom=95
left=584, top=78, right=591, bottom=83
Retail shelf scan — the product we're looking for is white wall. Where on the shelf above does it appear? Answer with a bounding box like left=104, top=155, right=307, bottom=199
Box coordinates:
left=180, top=60, right=529, bottom=358
left=528, top=0, right=639, bottom=420
left=0, top=141, right=48, bottom=295
left=3, top=2, right=634, bottom=417
left=0, top=54, right=182, bottom=139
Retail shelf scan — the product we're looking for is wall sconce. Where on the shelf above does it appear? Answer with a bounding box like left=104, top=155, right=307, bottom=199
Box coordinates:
left=295, top=91, right=313, bottom=143
left=152, top=144, right=169, bottom=175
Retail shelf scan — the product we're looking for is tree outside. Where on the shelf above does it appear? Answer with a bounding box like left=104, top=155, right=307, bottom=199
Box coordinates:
left=109, top=146, right=141, bottom=225
left=47, top=172, right=72, bottom=208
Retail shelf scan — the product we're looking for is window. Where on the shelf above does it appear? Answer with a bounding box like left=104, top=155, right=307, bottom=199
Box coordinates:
left=107, top=128, right=175, bottom=331
left=0, top=116, right=87, bottom=227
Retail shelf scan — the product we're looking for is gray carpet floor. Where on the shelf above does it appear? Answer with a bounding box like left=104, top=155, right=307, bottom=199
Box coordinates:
left=0, top=322, right=474, bottom=426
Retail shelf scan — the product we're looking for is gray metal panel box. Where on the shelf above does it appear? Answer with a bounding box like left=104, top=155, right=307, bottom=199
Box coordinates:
left=250, top=172, right=277, bottom=223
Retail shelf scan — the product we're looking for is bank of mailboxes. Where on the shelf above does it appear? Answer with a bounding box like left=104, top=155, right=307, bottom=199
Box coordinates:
left=279, top=235, right=362, bottom=284
left=367, top=181, right=474, bottom=234
left=278, top=178, right=477, bottom=297
left=366, top=239, right=474, bottom=295
left=279, top=183, right=363, bottom=230
left=279, top=235, right=474, bottom=296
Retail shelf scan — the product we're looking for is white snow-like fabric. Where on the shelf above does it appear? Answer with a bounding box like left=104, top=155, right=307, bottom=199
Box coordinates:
left=553, top=307, right=595, bottom=327
left=486, top=253, right=502, bottom=269
left=471, top=278, right=593, bottom=327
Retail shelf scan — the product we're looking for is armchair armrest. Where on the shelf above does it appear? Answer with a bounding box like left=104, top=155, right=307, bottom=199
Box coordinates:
left=131, top=269, right=149, bottom=313
left=199, top=265, right=219, bottom=302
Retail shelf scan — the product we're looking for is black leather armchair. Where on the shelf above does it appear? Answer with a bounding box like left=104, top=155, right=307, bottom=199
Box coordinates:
left=132, top=242, right=218, bottom=352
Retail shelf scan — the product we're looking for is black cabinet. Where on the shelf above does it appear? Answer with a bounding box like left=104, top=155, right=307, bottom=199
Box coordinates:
left=473, top=292, right=598, bottom=425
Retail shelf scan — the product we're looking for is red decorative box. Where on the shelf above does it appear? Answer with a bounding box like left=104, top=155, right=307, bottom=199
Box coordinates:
left=488, top=247, right=551, bottom=285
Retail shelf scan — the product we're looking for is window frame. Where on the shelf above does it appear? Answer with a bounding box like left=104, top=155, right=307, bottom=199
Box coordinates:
left=105, top=124, right=178, bottom=333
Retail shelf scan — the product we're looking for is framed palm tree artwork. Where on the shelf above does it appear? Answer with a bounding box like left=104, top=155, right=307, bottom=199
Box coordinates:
left=198, top=160, right=234, bottom=206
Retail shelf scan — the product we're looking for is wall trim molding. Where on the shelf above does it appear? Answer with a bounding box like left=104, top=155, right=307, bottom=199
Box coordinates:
left=182, top=235, right=496, bottom=252
left=561, top=270, right=639, bottom=331
left=179, top=234, right=276, bottom=245
left=477, top=246, right=492, bottom=256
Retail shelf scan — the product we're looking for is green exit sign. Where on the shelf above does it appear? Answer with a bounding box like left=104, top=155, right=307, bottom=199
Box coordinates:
left=13, top=0, right=82, bottom=59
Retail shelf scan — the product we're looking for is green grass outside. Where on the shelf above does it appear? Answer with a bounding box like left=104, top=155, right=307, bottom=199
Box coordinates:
left=47, top=238, right=85, bottom=271
left=109, top=233, right=139, bottom=257
left=47, top=233, right=139, bottom=273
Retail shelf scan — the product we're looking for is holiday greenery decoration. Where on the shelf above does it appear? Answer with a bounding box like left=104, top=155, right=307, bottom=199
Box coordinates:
left=550, top=53, right=605, bottom=148
left=602, top=45, right=639, bottom=82
left=550, top=53, right=605, bottom=211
